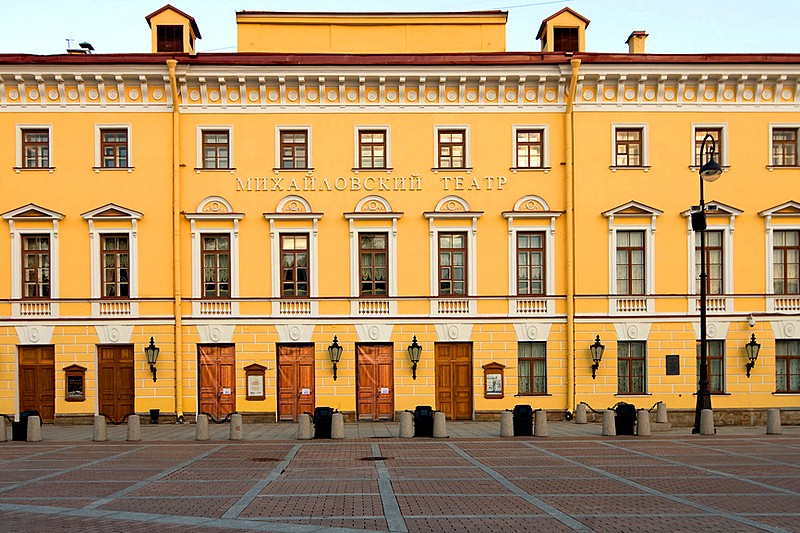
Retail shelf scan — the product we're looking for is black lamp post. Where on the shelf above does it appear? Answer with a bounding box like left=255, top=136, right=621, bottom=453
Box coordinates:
left=692, top=133, right=722, bottom=434
left=145, top=337, right=160, bottom=382
left=590, top=335, right=605, bottom=380
left=407, top=336, right=422, bottom=380
left=328, top=335, right=343, bottom=381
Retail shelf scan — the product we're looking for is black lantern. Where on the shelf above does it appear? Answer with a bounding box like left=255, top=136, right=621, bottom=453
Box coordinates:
left=590, top=335, right=605, bottom=380
left=407, top=336, right=422, bottom=380
left=745, top=334, right=761, bottom=378
left=145, top=337, right=160, bottom=382
left=328, top=335, right=343, bottom=381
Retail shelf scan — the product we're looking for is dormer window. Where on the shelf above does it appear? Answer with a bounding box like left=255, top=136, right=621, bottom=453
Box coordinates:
left=157, top=25, right=183, bottom=52
left=553, top=27, right=578, bottom=52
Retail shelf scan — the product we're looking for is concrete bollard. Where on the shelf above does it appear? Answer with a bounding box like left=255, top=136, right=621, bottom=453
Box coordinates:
left=27, top=415, right=43, bottom=442
left=656, top=402, right=668, bottom=424
left=500, top=411, right=514, bottom=437
left=433, top=411, right=447, bottom=438
left=575, top=403, right=588, bottom=424
left=195, top=414, right=210, bottom=441
left=766, top=409, right=782, bottom=435
left=602, top=409, right=616, bottom=436
left=92, top=415, right=107, bottom=442
left=127, top=415, right=141, bottom=442
left=399, top=411, right=413, bottom=438
left=700, top=409, right=715, bottom=435
left=534, top=410, right=548, bottom=437
left=0, top=416, right=7, bottom=442
left=636, top=410, right=651, bottom=436
left=229, top=413, right=243, bottom=441
left=297, top=413, right=313, bottom=440
left=331, top=413, right=345, bottom=439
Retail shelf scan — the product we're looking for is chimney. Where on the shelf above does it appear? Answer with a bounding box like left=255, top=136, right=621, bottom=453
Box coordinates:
left=626, top=31, right=647, bottom=54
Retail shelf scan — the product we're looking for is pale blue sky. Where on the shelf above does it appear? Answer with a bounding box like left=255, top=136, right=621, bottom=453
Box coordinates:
left=2, top=0, right=799, bottom=55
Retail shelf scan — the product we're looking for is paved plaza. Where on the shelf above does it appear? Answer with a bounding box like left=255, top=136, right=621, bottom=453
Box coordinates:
left=1, top=422, right=799, bottom=532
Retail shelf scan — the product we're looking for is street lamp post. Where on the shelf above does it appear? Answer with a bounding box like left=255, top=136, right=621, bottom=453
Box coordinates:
left=692, top=133, right=722, bottom=434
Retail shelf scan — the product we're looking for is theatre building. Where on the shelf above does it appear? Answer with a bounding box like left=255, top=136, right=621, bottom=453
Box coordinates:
left=0, top=5, right=798, bottom=425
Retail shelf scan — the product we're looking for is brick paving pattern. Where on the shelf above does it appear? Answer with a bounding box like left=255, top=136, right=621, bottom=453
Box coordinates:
left=0, top=423, right=798, bottom=532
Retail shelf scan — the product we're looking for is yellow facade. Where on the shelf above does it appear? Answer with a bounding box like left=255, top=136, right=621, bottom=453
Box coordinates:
left=1, top=6, right=798, bottom=425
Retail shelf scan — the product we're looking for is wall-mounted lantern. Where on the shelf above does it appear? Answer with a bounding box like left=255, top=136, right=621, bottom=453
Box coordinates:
left=407, top=335, right=422, bottom=380
left=328, top=335, right=343, bottom=380
left=145, top=337, right=160, bottom=382
left=590, top=335, right=605, bottom=380
left=745, top=333, right=760, bottom=378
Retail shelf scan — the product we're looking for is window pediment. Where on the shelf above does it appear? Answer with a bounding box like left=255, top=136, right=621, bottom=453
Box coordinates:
left=680, top=200, right=742, bottom=219
left=424, top=195, right=483, bottom=219
left=185, top=196, right=243, bottom=221
left=345, top=195, right=402, bottom=220
left=602, top=201, right=663, bottom=218
left=2, top=203, right=64, bottom=221
left=760, top=200, right=800, bottom=218
left=81, top=203, right=143, bottom=221
left=265, top=195, right=322, bottom=221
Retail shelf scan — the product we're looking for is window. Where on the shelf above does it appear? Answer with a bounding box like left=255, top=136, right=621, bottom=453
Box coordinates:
left=280, top=130, right=308, bottom=169
left=156, top=25, right=183, bottom=53
left=772, top=128, right=798, bottom=167
left=22, top=235, right=50, bottom=298
left=517, top=232, right=545, bottom=295
left=358, top=130, right=387, bottom=169
left=518, top=342, right=547, bottom=394
left=202, top=130, right=230, bottom=169
left=438, top=129, right=466, bottom=169
left=359, top=233, right=388, bottom=296
left=22, top=129, right=50, bottom=168
left=696, top=340, right=725, bottom=393
left=553, top=27, right=579, bottom=52
left=615, top=128, right=642, bottom=167
left=618, top=341, right=646, bottom=394
left=202, top=234, right=230, bottom=298
left=438, top=232, right=467, bottom=295
left=280, top=234, right=309, bottom=297
left=515, top=129, right=544, bottom=169
left=616, top=230, right=645, bottom=295
left=101, top=235, right=129, bottom=298
left=694, top=127, right=723, bottom=166
left=100, top=129, right=128, bottom=168
left=776, top=340, right=800, bottom=393
left=695, top=230, right=724, bottom=295
left=773, top=230, right=800, bottom=294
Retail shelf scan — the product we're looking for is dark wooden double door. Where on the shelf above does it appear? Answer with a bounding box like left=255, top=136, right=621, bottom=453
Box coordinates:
left=199, top=344, right=236, bottom=420
left=435, top=343, right=473, bottom=420
left=98, top=345, right=135, bottom=423
left=19, top=346, right=55, bottom=423
left=356, top=344, right=394, bottom=421
left=277, top=344, right=315, bottom=421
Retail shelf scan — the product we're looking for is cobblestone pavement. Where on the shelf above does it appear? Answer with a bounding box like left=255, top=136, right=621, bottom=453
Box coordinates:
left=1, top=423, right=799, bottom=532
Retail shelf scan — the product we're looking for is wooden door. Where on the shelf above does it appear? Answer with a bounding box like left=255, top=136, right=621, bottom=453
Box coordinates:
left=356, top=344, right=394, bottom=421
left=198, top=344, right=236, bottom=420
left=18, top=345, right=55, bottom=423
left=98, top=345, right=135, bottom=423
left=435, top=343, right=473, bottom=420
left=277, top=344, right=315, bottom=421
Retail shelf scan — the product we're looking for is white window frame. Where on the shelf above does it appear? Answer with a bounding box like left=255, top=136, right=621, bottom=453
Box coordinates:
left=610, top=123, right=649, bottom=170
left=433, top=125, right=471, bottom=171
left=275, top=125, right=312, bottom=171
left=761, top=201, right=800, bottom=313
left=94, top=124, right=133, bottom=171
left=196, top=125, right=234, bottom=171
left=691, top=123, right=728, bottom=168
left=511, top=125, right=550, bottom=171
left=353, top=126, right=391, bottom=171
left=768, top=123, right=800, bottom=169
left=15, top=124, right=54, bottom=172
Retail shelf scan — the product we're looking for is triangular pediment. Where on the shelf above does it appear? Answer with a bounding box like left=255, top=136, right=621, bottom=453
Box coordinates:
left=2, top=203, right=64, bottom=221
left=759, top=200, right=800, bottom=217
left=81, top=203, right=143, bottom=220
left=681, top=200, right=743, bottom=217
left=602, top=201, right=663, bottom=218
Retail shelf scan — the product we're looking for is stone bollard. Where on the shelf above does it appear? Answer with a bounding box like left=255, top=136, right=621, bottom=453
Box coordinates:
left=534, top=410, right=548, bottom=437
left=92, top=415, right=107, bottom=442
left=602, top=409, right=616, bottom=436
left=127, top=415, right=141, bottom=442
left=331, top=413, right=345, bottom=439
left=27, top=415, right=42, bottom=442
left=766, top=409, right=782, bottom=435
left=700, top=409, right=715, bottom=435
left=636, top=410, right=651, bottom=436
left=656, top=402, right=668, bottom=424
left=297, top=413, right=313, bottom=440
left=399, top=411, right=413, bottom=438
left=0, top=416, right=7, bottom=442
left=500, top=411, right=514, bottom=437
left=433, top=411, right=447, bottom=438
left=229, top=413, right=243, bottom=441
left=195, top=414, right=210, bottom=441
left=575, top=403, right=588, bottom=424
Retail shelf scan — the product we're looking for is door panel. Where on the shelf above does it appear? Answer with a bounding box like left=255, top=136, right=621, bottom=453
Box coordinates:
left=18, top=345, right=55, bottom=423
left=435, top=343, right=473, bottom=420
left=356, top=344, right=394, bottom=421
left=277, top=344, right=315, bottom=421
left=198, top=344, right=236, bottom=420
left=98, top=345, right=134, bottom=423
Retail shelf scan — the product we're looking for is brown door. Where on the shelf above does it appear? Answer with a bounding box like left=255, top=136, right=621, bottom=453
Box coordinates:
left=198, top=344, right=236, bottom=420
left=356, top=344, right=394, bottom=421
left=277, top=344, right=315, bottom=421
left=435, top=343, right=473, bottom=420
left=98, top=345, right=135, bottom=423
left=18, top=345, right=55, bottom=423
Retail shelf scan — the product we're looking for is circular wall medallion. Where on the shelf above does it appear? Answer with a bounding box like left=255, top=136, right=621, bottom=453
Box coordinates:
left=29, top=89, right=40, bottom=100
left=367, top=90, right=378, bottom=102
left=327, top=90, right=337, bottom=101
left=407, top=90, right=418, bottom=102
left=644, top=89, right=655, bottom=100
left=704, top=89, right=714, bottom=100
left=248, top=90, right=259, bottom=102
left=268, top=90, right=279, bottom=101
left=762, top=89, right=773, bottom=100
left=368, top=326, right=380, bottom=340
left=604, top=89, right=615, bottom=99
left=624, top=89, right=635, bottom=100
left=229, top=90, right=240, bottom=101
left=152, top=89, right=163, bottom=100
left=505, top=90, right=516, bottom=101
left=626, top=324, right=639, bottom=339
left=208, top=90, right=220, bottom=102
left=447, top=325, right=459, bottom=340
left=48, top=89, right=59, bottom=100
left=289, top=326, right=301, bottom=341
left=545, top=90, right=556, bottom=101
left=785, top=322, right=796, bottom=337
left=128, top=89, right=139, bottom=100
left=743, top=89, right=754, bottom=100
left=307, top=90, right=318, bottom=101
left=107, top=89, right=118, bottom=99
left=664, top=89, right=675, bottom=100
left=525, top=90, right=536, bottom=101
left=426, top=91, right=437, bottom=102
left=210, top=328, right=221, bottom=342
left=29, top=328, right=40, bottom=343
left=87, top=89, right=98, bottom=100
left=466, top=90, right=477, bottom=102
left=287, top=90, right=298, bottom=101
left=347, top=90, right=358, bottom=101
left=707, top=323, right=717, bottom=338
left=782, top=89, right=792, bottom=100
left=583, top=89, right=594, bottom=100
left=526, top=325, right=538, bottom=340
left=7, top=89, right=19, bottom=99
left=485, top=90, right=496, bottom=101
left=446, top=90, right=457, bottom=102
left=109, top=328, right=120, bottom=342
left=189, top=90, right=200, bottom=101
left=684, top=89, right=695, bottom=100
left=724, top=89, right=734, bottom=100
left=386, top=90, right=397, bottom=101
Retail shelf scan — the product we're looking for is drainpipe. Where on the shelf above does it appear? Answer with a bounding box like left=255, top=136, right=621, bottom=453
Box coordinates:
left=166, top=59, right=184, bottom=423
left=565, top=58, right=581, bottom=417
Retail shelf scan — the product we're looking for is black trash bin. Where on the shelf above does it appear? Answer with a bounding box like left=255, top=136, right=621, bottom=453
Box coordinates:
left=313, top=406, right=334, bottom=439
left=12, top=410, right=41, bottom=441
left=413, top=405, right=434, bottom=437
left=512, top=404, right=534, bottom=436
left=614, top=403, right=637, bottom=435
